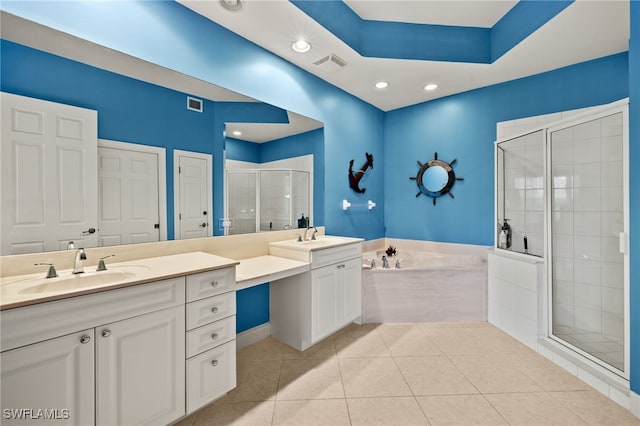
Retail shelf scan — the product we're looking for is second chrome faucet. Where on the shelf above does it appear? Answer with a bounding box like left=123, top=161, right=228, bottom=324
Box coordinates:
left=67, top=241, right=87, bottom=274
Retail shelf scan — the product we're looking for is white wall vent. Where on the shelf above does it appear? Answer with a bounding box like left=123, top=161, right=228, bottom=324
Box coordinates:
left=187, top=96, right=203, bottom=113
left=313, top=54, right=347, bottom=72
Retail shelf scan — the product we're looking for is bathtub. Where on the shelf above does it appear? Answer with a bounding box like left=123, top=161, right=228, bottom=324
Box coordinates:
left=361, top=241, right=488, bottom=323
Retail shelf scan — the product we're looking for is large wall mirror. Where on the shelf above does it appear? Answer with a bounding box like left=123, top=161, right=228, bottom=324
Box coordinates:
left=0, top=12, right=324, bottom=255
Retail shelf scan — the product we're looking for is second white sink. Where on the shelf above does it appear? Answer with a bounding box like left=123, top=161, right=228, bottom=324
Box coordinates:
left=18, top=266, right=150, bottom=295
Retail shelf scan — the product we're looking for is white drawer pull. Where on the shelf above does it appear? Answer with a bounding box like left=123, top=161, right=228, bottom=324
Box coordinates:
left=211, top=333, right=219, bottom=340
left=211, top=307, right=219, bottom=314
left=211, top=281, right=219, bottom=287
left=211, top=360, right=219, bottom=367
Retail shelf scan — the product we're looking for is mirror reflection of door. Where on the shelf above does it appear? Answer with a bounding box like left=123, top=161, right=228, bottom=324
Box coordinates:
left=174, top=150, right=212, bottom=239
left=98, top=142, right=162, bottom=246
left=1, top=92, right=98, bottom=255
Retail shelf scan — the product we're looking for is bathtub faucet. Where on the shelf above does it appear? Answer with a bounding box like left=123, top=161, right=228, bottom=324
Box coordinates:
left=381, top=255, right=389, bottom=268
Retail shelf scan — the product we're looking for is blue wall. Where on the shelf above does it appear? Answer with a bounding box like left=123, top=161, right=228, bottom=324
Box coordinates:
left=236, top=284, right=270, bottom=333
left=384, top=53, right=629, bottom=246
left=629, top=0, right=639, bottom=395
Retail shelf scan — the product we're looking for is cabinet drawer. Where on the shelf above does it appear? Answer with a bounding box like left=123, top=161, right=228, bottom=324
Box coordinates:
left=186, top=315, right=236, bottom=358
left=186, top=340, right=236, bottom=413
left=186, top=268, right=236, bottom=302
left=311, top=243, right=362, bottom=269
left=186, top=292, right=236, bottom=330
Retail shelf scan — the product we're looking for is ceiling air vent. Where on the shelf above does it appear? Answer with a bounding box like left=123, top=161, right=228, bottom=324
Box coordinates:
left=313, top=54, right=347, bottom=72
left=187, top=96, right=203, bottom=113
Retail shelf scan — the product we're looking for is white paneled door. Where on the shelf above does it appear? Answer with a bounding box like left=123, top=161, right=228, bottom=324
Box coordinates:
left=98, top=145, right=160, bottom=246
left=174, top=150, right=212, bottom=239
left=1, top=92, right=98, bottom=255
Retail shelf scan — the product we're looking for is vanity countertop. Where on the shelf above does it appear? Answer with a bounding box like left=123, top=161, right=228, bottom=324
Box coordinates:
left=0, top=251, right=238, bottom=310
left=235, top=255, right=310, bottom=290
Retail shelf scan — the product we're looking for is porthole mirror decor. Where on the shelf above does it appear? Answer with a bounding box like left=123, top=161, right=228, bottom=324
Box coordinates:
left=410, top=152, right=463, bottom=205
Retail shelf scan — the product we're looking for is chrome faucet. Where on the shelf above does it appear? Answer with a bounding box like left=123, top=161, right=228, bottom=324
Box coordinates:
left=67, top=242, right=86, bottom=274
left=381, top=255, right=390, bottom=268
left=303, top=226, right=317, bottom=241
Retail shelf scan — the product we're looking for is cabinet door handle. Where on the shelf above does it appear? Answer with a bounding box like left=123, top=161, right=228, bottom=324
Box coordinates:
left=210, top=281, right=219, bottom=287
left=80, top=335, right=91, bottom=344
left=337, top=264, right=346, bottom=269
left=211, top=307, right=219, bottom=314
left=211, top=333, right=219, bottom=340
left=101, top=329, right=112, bottom=338
left=211, top=360, right=219, bottom=367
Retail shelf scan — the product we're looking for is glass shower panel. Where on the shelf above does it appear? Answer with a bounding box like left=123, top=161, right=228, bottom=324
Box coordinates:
left=260, top=170, right=291, bottom=231
left=495, top=130, right=544, bottom=257
left=291, top=171, right=310, bottom=227
left=550, top=112, right=625, bottom=373
left=226, top=170, right=257, bottom=235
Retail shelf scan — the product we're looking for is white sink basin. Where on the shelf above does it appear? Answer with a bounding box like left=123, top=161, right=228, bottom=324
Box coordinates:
left=269, top=235, right=361, bottom=252
left=17, top=266, right=150, bottom=295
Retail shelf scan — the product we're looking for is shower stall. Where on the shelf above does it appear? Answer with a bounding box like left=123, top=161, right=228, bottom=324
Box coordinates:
left=494, top=101, right=629, bottom=378
left=547, top=109, right=628, bottom=375
left=225, top=169, right=310, bottom=235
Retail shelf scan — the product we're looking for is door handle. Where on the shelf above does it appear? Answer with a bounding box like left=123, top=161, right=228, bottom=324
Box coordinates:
left=82, top=228, right=96, bottom=235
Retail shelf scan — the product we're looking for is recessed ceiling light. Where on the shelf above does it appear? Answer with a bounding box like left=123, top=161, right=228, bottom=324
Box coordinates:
left=219, top=0, right=243, bottom=11
left=232, top=130, right=242, bottom=136
left=424, top=83, right=438, bottom=91
left=375, top=81, right=389, bottom=89
left=292, top=40, right=311, bottom=53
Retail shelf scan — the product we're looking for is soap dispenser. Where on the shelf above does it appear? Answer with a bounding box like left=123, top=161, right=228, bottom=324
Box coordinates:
left=500, top=219, right=512, bottom=249
left=499, top=228, right=508, bottom=249
left=298, top=214, right=306, bottom=229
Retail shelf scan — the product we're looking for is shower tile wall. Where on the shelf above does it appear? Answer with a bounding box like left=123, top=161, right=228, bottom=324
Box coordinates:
left=550, top=112, right=624, bottom=372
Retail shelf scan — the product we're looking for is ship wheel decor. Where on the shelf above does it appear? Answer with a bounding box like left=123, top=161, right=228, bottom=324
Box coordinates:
left=410, top=152, right=464, bottom=205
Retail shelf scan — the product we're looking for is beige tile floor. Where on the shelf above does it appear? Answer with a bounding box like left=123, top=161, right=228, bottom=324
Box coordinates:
left=176, top=322, right=640, bottom=426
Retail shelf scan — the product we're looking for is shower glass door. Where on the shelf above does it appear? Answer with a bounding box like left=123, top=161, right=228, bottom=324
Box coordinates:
left=548, top=109, right=628, bottom=376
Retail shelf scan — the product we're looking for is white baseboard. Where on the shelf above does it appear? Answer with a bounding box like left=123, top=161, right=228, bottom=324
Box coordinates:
left=236, top=323, right=271, bottom=350
left=631, top=390, right=640, bottom=419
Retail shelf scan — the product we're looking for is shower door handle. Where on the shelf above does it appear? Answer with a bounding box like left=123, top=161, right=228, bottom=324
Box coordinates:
left=619, top=232, right=628, bottom=254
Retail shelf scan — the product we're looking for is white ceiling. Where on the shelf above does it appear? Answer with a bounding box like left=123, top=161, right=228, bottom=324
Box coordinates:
left=180, top=0, right=630, bottom=112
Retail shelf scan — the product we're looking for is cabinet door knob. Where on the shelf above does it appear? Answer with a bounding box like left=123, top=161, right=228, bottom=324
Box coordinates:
left=80, top=335, right=91, bottom=344
left=101, top=329, right=112, bottom=338
left=210, top=281, right=219, bottom=287
left=211, top=360, right=219, bottom=367
left=211, top=307, right=219, bottom=314
left=211, top=333, right=219, bottom=340
left=337, top=264, right=346, bottom=269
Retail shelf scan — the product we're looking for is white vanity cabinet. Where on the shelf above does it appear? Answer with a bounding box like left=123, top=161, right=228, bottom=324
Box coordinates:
left=96, top=305, right=185, bottom=426
left=0, top=263, right=238, bottom=426
left=1, top=329, right=96, bottom=426
left=1, top=277, right=185, bottom=426
left=184, top=268, right=237, bottom=413
left=270, top=241, right=362, bottom=351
